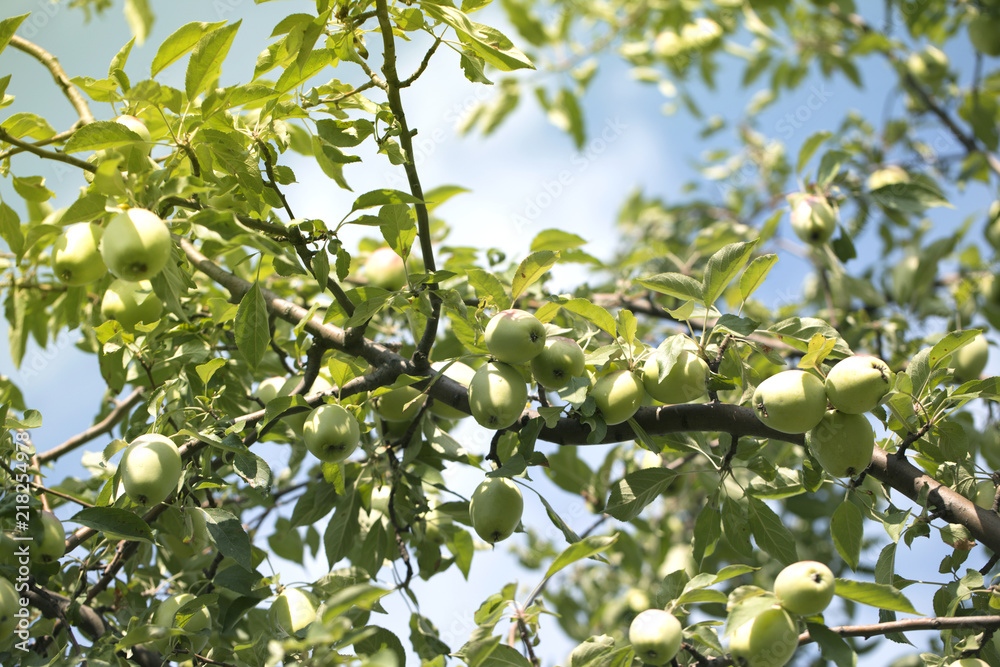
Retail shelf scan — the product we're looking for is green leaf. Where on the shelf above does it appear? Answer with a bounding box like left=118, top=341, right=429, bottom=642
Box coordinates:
left=203, top=507, right=253, bottom=571
left=605, top=468, right=678, bottom=521
left=816, top=149, right=849, bottom=188
left=831, top=500, right=863, bottom=571
left=558, top=298, right=616, bottom=336
left=544, top=534, right=618, bottom=580
left=64, top=120, right=149, bottom=153
left=721, top=496, right=755, bottom=560
left=739, top=254, right=778, bottom=302
left=0, top=203, right=24, bottom=260
left=123, top=0, right=154, bottom=44
left=834, top=579, right=920, bottom=614
left=747, top=495, right=798, bottom=565
left=350, top=188, right=424, bottom=214
left=530, top=229, right=587, bottom=253
left=511, top=251, right=558, bottom=302
left=703, top=240, right=758, bottom=308
left=70, top=507, right=153, bottom=543
left=234, top=283, right=270, bottom=369
left=185, top=21, right=241, bottom=100
left=195, top=358, right=226, bottom=385
left=807, top=622, right=857, bottom=667
left=274, top=49, right=334, bottom=94
left=929, top=330, right=982, bottom=369
left=61, top=193, right=109, bottom=225
left=467, top=268, right=510, bottom=310
left=151, top=21, right=227, bottom=77
left=0, top=15, right=28, bottom=56
left=765, top=317, right=852, bottom=356
left=325, top=489, right=361, bottom=566
left=797, top=131, right=832, bottom=173
left=637, top=272, right=703, bottom=302
left=421, top=1, right=534, bottom=72
left=481, top=644, right=533, bottom=667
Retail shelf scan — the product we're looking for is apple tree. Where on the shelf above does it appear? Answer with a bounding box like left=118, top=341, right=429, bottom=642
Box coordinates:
left=1, top=0, right=1000, bottom=666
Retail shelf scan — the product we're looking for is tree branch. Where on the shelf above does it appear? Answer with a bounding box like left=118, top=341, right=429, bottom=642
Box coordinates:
left=10, top=35, right=94, bottom=125
left=0, top=127, right=95, bottom=172
left=37, top=388, right=144, bottom=464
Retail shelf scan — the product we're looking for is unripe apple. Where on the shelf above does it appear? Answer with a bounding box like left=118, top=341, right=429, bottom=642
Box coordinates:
left=788, top=194, right=836, bottom=245
left=374, top=384, right=426, bottom=422
left=628, top=609, right=682, bottom=665
left=0, top=578, right=18, bottom=639
left=531, top=336, right=586, bottom=389
left=907, top=46, right=948, bottom=85
left=484, top=309, right=547, bottom=364
left=948, top=659, right=991, bottom=667
left=469, top=477, right=523, bottom=543
left=364, top=246, right=407, bottom=290
left=253, top=376, right=287, bottom=404
left=824, top=355, right=892, bottom=414
left=113, top=114, right=153, bottom=163
left=642, top=344, right=709, bottom=404
left=101, top=279, right=163, bottom=331
left=36, top=511, right=65, bottom=564
left=468, top=361, right=528, bottom=430
left=120, top=433, right=183, bottom=506
left=952, top=334, right=989, bottom=382
left=100, top=208, right=172, bottom=281
left=51, top=222, right=107, bottom=286
left=429, top=361, right=476, bottom=419
left=729, top=606, right=798, bottom=667
left=866, top=166, right=909, bottom=191
left=752, top=370, right=827, bottom=434
left=269, top=587, right=319, bottom=637
left=969, top=13, right=1000, bottom=57
left=806, top=410, right=875, bottom=478
left=591, top=369, right=645, bottom=425
left=774, top=561, right=835, bottom=616
left=153, top=592, right=212, bottom=654
left=303, top=404, right=361, bottom=462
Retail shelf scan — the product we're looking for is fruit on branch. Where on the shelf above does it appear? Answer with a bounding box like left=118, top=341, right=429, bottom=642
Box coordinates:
left=153, top=592, right=212, bottom=654
left=51, top=222, right=107, bottom=286
left=100, top=208, right=172, bottom=281
left=628, top=609, right=682, bottom=665
left=806, top=410, right=875, bottom=479
left=302, top=404, right=361, bottom=463
left=969, top=13, right=1000, bottom=57
left=484, top=309, right=547, bottom=364
left=531, top=336, right=586, bottom=389
left=752, top=370, right=827, bottom=434
left=728, top=606, right=798, bottom=667
left=269, top=587, right=319, bottom=637
left=365, top=246, right=408, bottom=290
left=253, top=376, right=287, bottom=405
left=0, top=578, right=17, bottom=638
left=101, top=279, right=163, bottom=331
left=773, top=561, right=835, bottom=616
left=824, top=355, right=892, bottom=414
left=113, top=114, right=152, bottom=163
left=591, top=369, right=645, bottom=425
left=951, top=333, right=989, bottom=382
left=788, top=194, right=836, bottom=245
left=866, top=166, right=909, bottom=191
left=36, top=510, right=65, bottom=563
left=468, top=361, right=528, bottom=430
left=254, top=373, right=334, bottom=432
left=469, top=477, right=523, bottom=544
left=947, top=659, right=991, bottom=667
left=429, top=360, right=476, bottom=419
left=120, top=433, right=183, bottom=506
left=374, top=384, right=426, bottom=422
left=906, top=45, right=949, bottom=85
left=642, top=340, right=709, bottom=404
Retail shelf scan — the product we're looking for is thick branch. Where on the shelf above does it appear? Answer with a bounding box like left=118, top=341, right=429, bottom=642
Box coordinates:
left=10, top=35, right=94, bottom=125
left=37, top=388, right=144, bottom=464
left=801, top=615, right=1000, bottom=643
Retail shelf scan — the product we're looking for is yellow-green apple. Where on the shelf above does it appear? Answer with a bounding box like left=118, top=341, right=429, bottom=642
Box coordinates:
left=484, top=309, right=547, bottom=364
left=642, top=343, right=709, bottom=404
left=907, top=45, right=949, bottom=85
left=948, top=659, right=990, bottom=667
left=969, top=13, right=1000, bottom=56
left=774, top=561, right=835, bottom=616
left=374, top=384, right=426, bottom=422
left=101, top=279, right=163, bottom=331
left=824, top=355, right=892, bottom=414
left=429, top=361, right=476, bottom=419
left=0, top=578, right=17, bottom=638
left=303, top=404, right=361, bottom=462
left=36, top=511, right=65, bottom=563
left=531, top=336, right=586, bottom=389
left=729, top=606, right=798, bottom=667
left=113, top=114, right=152, bottom=165
left=788, top=194, right=836, bottom=245
left=866, top=166, right=909, bottom=191
left=153, top=592, right=212, bottom=654
left=120, top=433, right=183, bottom=506
left=51, top=222, right=107, bottom=286
left=468, top=361, right=528, bottom=430
left=628, top=609, right=682, bottom=665
left=806, top=410, right=875, bottom=478
left=952, top=334, right=989, bottom=382
left=469, top=477, right=523, bottom=543
left=364, top=246, right=407, bottom=290
left=253, top=376, right=287, bottom=404
left=100, top=208, right=172, bottom=281
left=270, top=587, right=319, bottom=637
left=591, top=369, right=645, bottom=425
left=752, top=370, right=827, bottom=434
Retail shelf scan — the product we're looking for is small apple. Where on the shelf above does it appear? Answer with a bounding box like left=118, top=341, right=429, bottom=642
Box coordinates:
left=36, top=511, right=65, bottom=564
left=113, top=114, right=153, bottom=165
left=824, top=355, right=892, bottom=414
left=952, top=334, right=989, bottom=382
left=101, top=279, right=163, bottom=331
left=591, top=369, right=645, bottom=425
left=120, top=433, right=183, bottom=506
left=774, top=561, right=836, bottom=616
left=253, top=376, right=287, bottom=404
left=100, top=208, right=172, bottom=281
left=752, top=370, right=828, bottom=434
left=365, top=246, right=407, bottom=290
left=969, top=13, right=1000, bottom=57
left=0, top=578, right=18, bottom=638
left=628, top=609, right=682, bottom=665
left=907, top=46, right=949, bottom=85
left=303, top=404, right=361, bottom=462
left=429, top=361, right=476, bottom=419
left=153, top=592, right=212, bottom=654
left=468, top=361, right=528, bottom=430
left=806, top=410, right=876, bottom=479
left=947, top=659, right=991, bottom=667
left=866, top=166, right=909, bottom=191
left=729, top=606, right=798, bottom=667
left=374, top=384, right=426, bottom=422
left=269, top=587, right=319, bottom=637
left=531, top=336, right=586, bottom=389
left=469, top=477, right=523, bottom=544
left=484, top=309, right=547, bottom=364
left=51, top=222, right=107, bottom=286
left=788, top=194, right=837, bottom=245
left=642, top=343, right=709, bottom=404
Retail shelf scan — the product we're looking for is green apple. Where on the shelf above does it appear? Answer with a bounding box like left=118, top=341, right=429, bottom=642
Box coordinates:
left=0, top=578, right=18, bottom=639
left=374, top=384, right=426, bottom=422
left=303, top=404, right=361, bottom=462
left=788, top=194, right=836, bottom=245
left=628, top=609, right=682, bottom=665
left=469, top=477, right=523, bottom=544
left=365, top=246, right=407, bottom=290
left=531, top=336, right=586, bottom=389
left=824, top=355, right=892, bottom=414
left=36, top=511, right=65, bottom=564
left=907, top=46, right=948, bottom=85
left=0, top=532, right=18, bottom=565
left=729, top=606, right=798, bottom=667
left=970, top=13, right=1000, bottom=57
left=642, top=343, right=709, bottom=404
left=752, top=370, right=828, bottom=434
left=120, top=433, right=183, bottom=506
left=952, top=334, right=989, bottom=382
left=100, top=208, right=172, bottom=281
left=806, top=410, right=875, bottom=479
left=113, top=114, right=153, bottom=166
left=948, top=659, right=991, bottom=667
left=484, top=309, right=547, bottom=364
left=51, top=222, right=107, bottom=286
left=269, top=587, right=319, bottom=637
left=253, top=376, right=287, bottom=405
left=774, top=561, right=835, bottom=616
left=468, top=361, right=528, bottom=430
left=153, top=592, right=212, bottom=654
left=101, top=279, right=163, bottom=331
left=866, top=166, right=909, bottom=191
left=591, top=369, right=645, bottom=425
left=429, top=361, right=476, bottom=419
